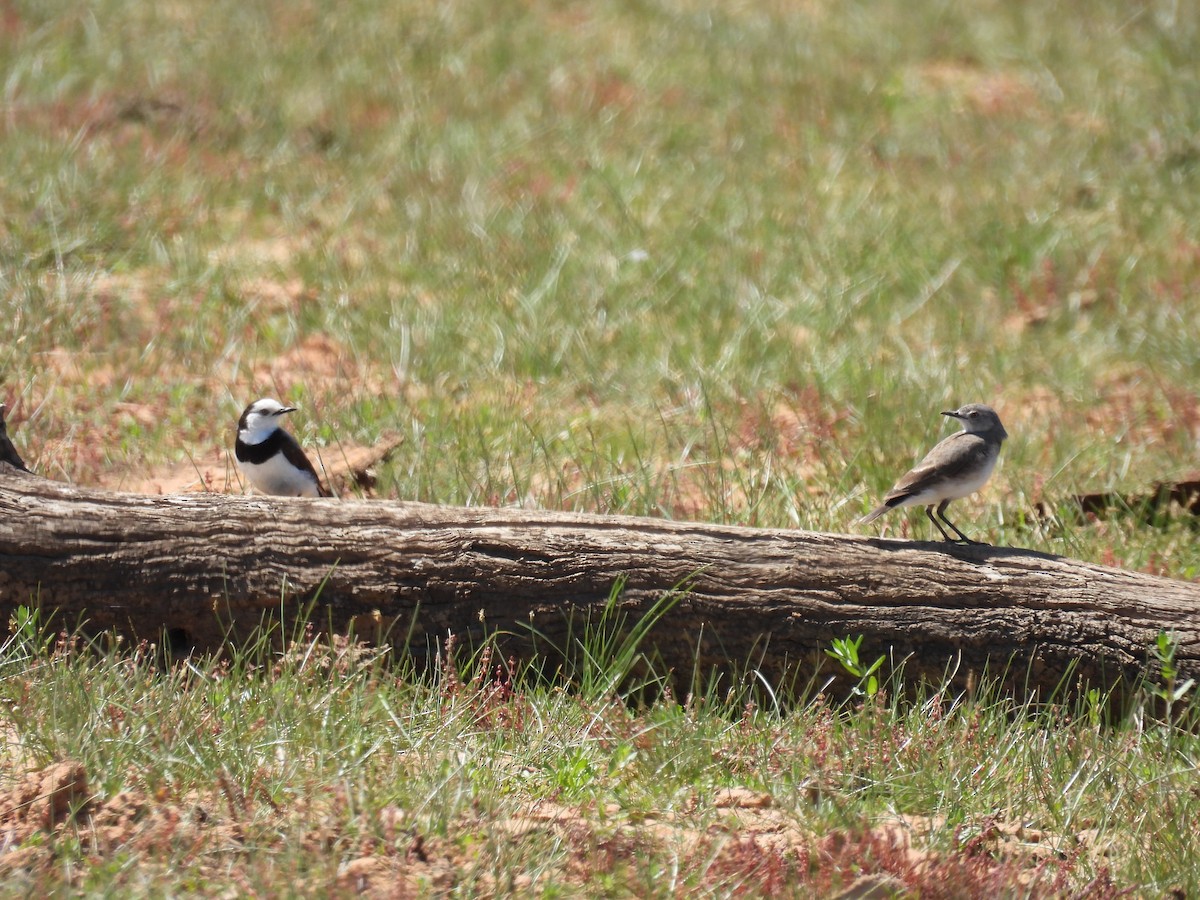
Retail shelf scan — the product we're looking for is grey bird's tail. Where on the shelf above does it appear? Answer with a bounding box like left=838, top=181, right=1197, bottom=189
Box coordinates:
left=858, top=503, right=891, bottom=524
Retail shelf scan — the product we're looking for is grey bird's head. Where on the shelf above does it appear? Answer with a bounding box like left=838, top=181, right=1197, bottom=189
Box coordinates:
left=238, top=397, right=298, bottom=445
left=942, top=403, right=1008, bottom=441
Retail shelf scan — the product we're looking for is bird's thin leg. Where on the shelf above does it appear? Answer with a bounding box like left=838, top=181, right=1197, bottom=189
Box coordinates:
left=936, top=500, right=978, bottom=544
left=924, top=505, right=955, bottom=542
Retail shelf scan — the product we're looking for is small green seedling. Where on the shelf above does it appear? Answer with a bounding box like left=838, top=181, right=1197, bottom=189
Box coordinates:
left=826, top=634, right=885, bottom=699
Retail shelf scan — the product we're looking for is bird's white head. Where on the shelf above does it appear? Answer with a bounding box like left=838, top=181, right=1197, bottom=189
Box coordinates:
left=942, top=403, right=1007, bottom=440
left=237, top=398, right=298, bottom=445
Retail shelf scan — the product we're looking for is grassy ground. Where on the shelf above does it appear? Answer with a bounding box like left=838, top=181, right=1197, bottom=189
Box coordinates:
left=2, top=0, right=1200, bottom=893
left=3, top=622, right=1197, bottom=896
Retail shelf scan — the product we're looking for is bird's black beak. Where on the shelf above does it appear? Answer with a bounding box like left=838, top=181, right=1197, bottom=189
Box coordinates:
left=276, top=406, right=298, bottom=416
left=941, top=410, right=960, bottom=419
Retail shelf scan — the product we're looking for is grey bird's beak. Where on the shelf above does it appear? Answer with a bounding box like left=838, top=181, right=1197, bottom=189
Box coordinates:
left=941, top=409, right=961, bottom=419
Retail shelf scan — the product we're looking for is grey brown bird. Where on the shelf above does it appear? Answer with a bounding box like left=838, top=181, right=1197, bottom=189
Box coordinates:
left=860, top=403, right=1008, bottom=543
left=235, top=398, right=331, bottom=497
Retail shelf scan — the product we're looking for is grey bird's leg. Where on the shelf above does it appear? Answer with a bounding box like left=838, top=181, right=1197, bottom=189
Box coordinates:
left=934, top=499, right=978, bottom=544
left=924, top=505, right=955, bottom=542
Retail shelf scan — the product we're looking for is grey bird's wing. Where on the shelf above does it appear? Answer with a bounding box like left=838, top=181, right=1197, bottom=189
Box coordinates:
left=859, top=436, right=976, bottom=523
left=880, top=431, right=987, bottom=504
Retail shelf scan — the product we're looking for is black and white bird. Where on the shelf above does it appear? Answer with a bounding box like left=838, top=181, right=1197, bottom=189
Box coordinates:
left=235, top=398, right=330, bottom=497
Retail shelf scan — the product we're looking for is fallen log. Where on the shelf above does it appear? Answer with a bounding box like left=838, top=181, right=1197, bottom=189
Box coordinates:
left=1, top=464, right=1197, bottom=703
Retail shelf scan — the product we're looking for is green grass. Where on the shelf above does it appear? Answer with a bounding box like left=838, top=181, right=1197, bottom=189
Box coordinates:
left=3, top=0, right=1200, bottom=892
left=2, top=618, right=1198, bottom=894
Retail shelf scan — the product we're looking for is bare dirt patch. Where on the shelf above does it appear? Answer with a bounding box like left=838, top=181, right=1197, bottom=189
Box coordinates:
left=0, top=759, right=1124, bottom=894
left=914, top=62, right=1042, bottom=118
left=14, top=322, right=406, bottom=491
left=249, top=333, right=392, bottom=400
left=93, top=433, right=403, bottom=496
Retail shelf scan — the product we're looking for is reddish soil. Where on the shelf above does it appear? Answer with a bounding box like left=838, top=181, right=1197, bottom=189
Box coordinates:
left=0, top=760, right=1118, bottom=895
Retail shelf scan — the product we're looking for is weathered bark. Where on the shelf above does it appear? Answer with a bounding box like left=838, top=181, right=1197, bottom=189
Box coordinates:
left=1, top=465, right=1197, bottom=702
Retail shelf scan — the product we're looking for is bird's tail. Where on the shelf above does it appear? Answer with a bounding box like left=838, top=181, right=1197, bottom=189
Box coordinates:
left=857, top=504, right=889, bottom=524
